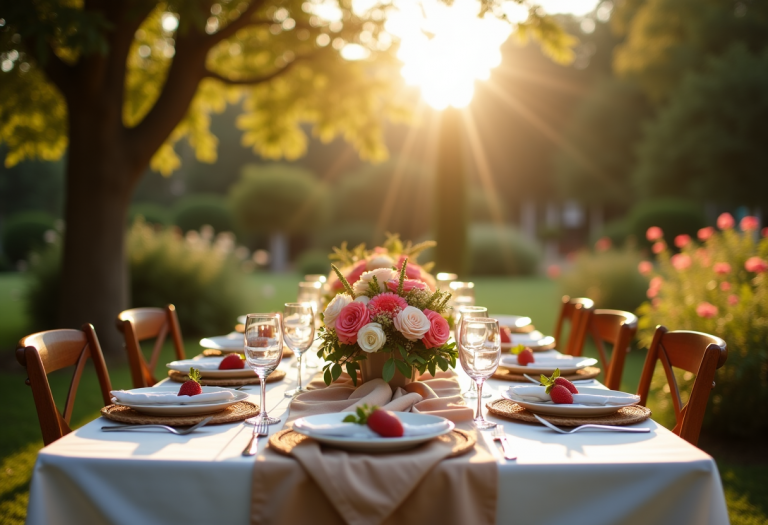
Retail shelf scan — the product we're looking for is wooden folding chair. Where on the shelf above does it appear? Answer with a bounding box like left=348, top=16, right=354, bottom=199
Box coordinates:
left=16, top=324, right=113, bottom=446
left=637, top=326, right=727, bottom=446
left=116, top=305, right=185, bottom=388
left=580, top=309, right=638, bottom=391
left=552, top=296, right=595, bottom=356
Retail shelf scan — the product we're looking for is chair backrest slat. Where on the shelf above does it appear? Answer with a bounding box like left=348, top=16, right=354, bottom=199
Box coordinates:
left=553, top=296, right=595, bottom=357
left=579, top=309, right=638, bottom=391
left=637, top=326, right=727, bottom=445
left=116, top=305, right=185, bottom=388
left=16, top=325, right=112, bottom=446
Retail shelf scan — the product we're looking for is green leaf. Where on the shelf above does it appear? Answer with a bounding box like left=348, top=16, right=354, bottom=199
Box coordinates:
left=383, top=358, right=396, bottom=382
left=323, top=367, right=332, bottom=385
left=435, top=355, right=448, bottom=371
left=331, top=363, right=342, bottom=382
left=343, top=414, right=357, bottom=423
left=395, top=358, right=412, bottom=379
left=428, top=361, right=437, bottom=377
left=398, top=344, right=407, bottom=360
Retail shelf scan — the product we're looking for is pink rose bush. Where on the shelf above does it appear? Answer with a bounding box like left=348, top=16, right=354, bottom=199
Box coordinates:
left=646, top=226, right=663, bottom=241
left=318, top=254, right=457, bottom=386
left=637, top=216, right=768, bottom=435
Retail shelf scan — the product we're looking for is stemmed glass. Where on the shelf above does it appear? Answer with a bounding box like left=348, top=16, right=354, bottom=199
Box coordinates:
left=244, top=313, right=283, bottom=425
left=297, top=281, right=322, bottom=368
left=454, top=306, right=488, bottom=399
left=283, top=303, right=316, bottom=397
left=458, top=317, right=501, bottom=430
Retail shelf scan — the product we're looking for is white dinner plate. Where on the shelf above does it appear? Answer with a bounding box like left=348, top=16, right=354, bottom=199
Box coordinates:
left=167, top=358, right=258, bottom=379
left=293, top=412, right=454, bottom=452
left=501, top=334, right=556, bottom=351
left=199, top=333, right=244, bottom=352
left=493, top=315, right=533, bottom=330
left=502, top=386, right=639, bottom=417
left=113, top=386, right=248, bottom=416
left=499, top=356, right=598, bottom=375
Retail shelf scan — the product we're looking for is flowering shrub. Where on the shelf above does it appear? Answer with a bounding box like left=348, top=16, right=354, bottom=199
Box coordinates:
left=637, top=214, right=768, bottom=436
left=318, top=258, right=457, bottom=386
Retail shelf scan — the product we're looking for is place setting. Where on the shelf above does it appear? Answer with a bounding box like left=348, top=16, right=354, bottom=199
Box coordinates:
left=492, top=345, right=601, bottom=382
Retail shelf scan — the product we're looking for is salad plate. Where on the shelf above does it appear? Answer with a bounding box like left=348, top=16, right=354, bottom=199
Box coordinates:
left=111, top=386, right=248, bottom=416
left=502, top=386, right=640, bottom=417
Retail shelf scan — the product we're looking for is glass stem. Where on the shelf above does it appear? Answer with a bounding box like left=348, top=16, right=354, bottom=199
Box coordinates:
left=296, top=355, right=303, bottom=391
left=475, top=380, right=484, bottom=421
left=259, top=378, right=267, bottom=420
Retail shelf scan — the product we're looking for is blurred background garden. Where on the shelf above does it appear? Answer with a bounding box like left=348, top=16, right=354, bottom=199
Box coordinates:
left=2, top=0, right=768, bottom=522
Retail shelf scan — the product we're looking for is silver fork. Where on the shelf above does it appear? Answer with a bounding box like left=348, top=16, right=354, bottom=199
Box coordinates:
left=533, top=414, right=650, bottom=434
left=242, top=418, right=269, bottom=456
left=491, top=426, right=517, bottom=459
left=102, top=416, right=214, bottom=435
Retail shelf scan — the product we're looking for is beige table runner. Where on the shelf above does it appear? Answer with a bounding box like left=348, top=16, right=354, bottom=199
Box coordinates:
left=251, top=370, right=498, bottom=525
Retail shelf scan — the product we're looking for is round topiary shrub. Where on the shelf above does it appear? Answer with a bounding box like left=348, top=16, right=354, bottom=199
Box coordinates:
left=468, top=224, right=541, bottom=276
left=627, top=199, right=707, bottom=248
left=172, top=194, right=234, bottom=235
left=1, top=211, right=57, bottom=264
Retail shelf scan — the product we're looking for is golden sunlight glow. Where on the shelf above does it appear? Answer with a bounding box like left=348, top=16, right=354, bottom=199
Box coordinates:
left=385, top=0, right=512, bottom=110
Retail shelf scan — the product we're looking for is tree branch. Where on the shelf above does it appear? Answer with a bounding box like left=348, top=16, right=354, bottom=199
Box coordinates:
left=206, top=0, right=266, bottom=45
left=204, top=57, right=306, bottom=85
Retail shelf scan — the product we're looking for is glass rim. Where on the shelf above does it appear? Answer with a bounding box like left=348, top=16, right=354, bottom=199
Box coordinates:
left=298, top=281, right=323, bottom=289
left=245, top=312, right=281, bottom=319
left=284, top=302, right=315, bottom=309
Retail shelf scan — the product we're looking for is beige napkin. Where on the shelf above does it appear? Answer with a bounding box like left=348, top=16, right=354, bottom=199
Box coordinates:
left=251, top=369, right=494, bottom=525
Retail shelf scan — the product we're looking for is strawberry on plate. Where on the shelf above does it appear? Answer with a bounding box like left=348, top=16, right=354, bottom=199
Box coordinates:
left=218, top=354, right=245, bottom=370
left=540, top=369, right=578, bottom=404
left=500, top=326, right=512, bottom=344
left=549, top=384, right=573, bottom=404
left=511, top=344, right=535, bottom=366
left=343, top=404, right=405, bottom=438
left=178, top=368, right=203, bottom=396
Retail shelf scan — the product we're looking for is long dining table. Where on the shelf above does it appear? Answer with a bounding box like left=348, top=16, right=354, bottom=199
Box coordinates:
left=25, top=348, right=730, bottom=525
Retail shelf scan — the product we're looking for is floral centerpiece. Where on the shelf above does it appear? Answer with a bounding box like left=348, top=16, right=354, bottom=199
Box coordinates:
left=637, top=213, right=768, bottom=436
left=317, top=257, right=457, bottom=386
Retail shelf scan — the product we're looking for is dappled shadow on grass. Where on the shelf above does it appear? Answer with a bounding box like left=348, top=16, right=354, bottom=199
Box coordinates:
left=718, top=462, right=768, bottom=525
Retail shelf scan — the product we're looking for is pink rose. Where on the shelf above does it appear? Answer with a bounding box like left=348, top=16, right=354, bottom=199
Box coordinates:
left=740, top=216, right=760, bottom=231
left=395, top=256, right=423, bottom=280
left=595, top=237, right=611, bottom=252
left=717, top=213, right=735, bottom=230
left=335, top=302, right=371, bottom=344
left=421, top=309, right=450, bottom=349
left=720, top=281, right=731, bottom=291
left=652, top=241, right=665, bottom=254
left=638, top=261, right=653, bottom=276
left=713, top=262, right=731, bottom=275
left=386, top=279, right=429, bottom=293
left=745, top=257, right=768, bottom=273
left=547, top=264, right=561, bottom=279
left=647, top=287, right=658, bottom=299
left=646, top=227, right=663, bottom=242
left=671, top=253, right=691, bottom=270
left=394, top=306, right=431, bottom=341
left=674, top=234, right=691, bottom=248
left=698, top=227, right=714, bottom=241
left=368, top=292, right=408, bottom=318
left=332, top=261, right=368, bottom=291
left=728, top=294, right=739, bottom=306
left=696, top=302, right=718, bottom=318
left=650, top=276, right=663, bottom=291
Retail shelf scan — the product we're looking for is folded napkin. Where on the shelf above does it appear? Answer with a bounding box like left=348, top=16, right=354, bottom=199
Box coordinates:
left=508, top=385, right=640, bottom=406
left=500, top=355, right=591, bottom=368
left=110, top=389, right=235, bottom=405
left=167, top=358, right=224, bottom=371
left=510, top=331, right=543, bottom=344
left=294, top=418, right=452, bottom=439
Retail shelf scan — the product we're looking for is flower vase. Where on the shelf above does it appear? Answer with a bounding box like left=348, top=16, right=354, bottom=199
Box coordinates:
left=359, top=351, right=413, bottom=391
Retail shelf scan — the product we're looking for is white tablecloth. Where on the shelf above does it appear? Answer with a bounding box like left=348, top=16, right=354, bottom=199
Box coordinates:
left=26, top=352, right=729, bottom=525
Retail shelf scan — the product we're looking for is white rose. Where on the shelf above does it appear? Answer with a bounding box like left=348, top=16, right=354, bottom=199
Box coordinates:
left=357, top=322, right=386, bottom=353
left=366, top=255, right=395, bottom=271
left=394, top=306, right=431, bottom=341
left=352, top=268, right=398, bottom=295
left=354, top=295, right=370, bottom=305
left=323, top=293, right=352, bottom=329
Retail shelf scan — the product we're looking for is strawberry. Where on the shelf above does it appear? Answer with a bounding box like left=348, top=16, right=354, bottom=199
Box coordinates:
left=342, top=404, right=404, bottom=438
left=178, top=368, right=203, bottom=396
left=554, top=377, right=578, bottom=394
left=549, top=384, right=573, bottom=404
left=500, top=326, right=512, bottom=343
left=511, top=344, right=535, bottom=366
left=219, top=354, right=245, bottom=370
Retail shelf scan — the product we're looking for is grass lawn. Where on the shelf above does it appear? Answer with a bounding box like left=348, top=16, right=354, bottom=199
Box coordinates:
left=0, top=272, right=766, bottom=524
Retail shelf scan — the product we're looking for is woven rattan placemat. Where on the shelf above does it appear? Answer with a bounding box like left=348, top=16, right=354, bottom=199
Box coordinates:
left=201, top=348, right=294, bottom=358
left=486, top=398, right=651, bottom=427
left=167, top=369, right=286, bottom=386
left=268, top=428, right=476, bottom=458
left=100, top=401, right=259, bottom=426
left=492, top=366, right=601, bottom=383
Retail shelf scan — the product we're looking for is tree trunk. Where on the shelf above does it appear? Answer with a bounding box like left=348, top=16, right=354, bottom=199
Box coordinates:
left=58, top=102, right=137, bottom=356
left=434, top=107, right=468, bottom=276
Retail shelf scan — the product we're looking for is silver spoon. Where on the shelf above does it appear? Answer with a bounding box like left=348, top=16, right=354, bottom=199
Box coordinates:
left=532, top=413, right=649, bottom=434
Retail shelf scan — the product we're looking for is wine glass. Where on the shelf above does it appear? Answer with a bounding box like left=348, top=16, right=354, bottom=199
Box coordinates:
left=458, top=317, right=501, bottom=430
left=297, top=281, right=322, bottom=368
left=436, top=272, right=458, bottom=292
left=283, top=303, right=316, bottom=397
left=449, top=281, right=475, bottom=314
left=454, top=306, right=488, bottom=399
left=244, top=313, right=283, bottom=425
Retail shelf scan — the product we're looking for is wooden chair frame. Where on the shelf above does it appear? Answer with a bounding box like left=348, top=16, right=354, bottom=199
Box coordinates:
left=579, top=309, right=638, bottom=391
left=553, top=296, right=595, bottom=356
left=637, top=326, right=727, bottom=446
left=116, top=305, right=185, bottom=388
left=16, top=324, right=112, bottom=446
